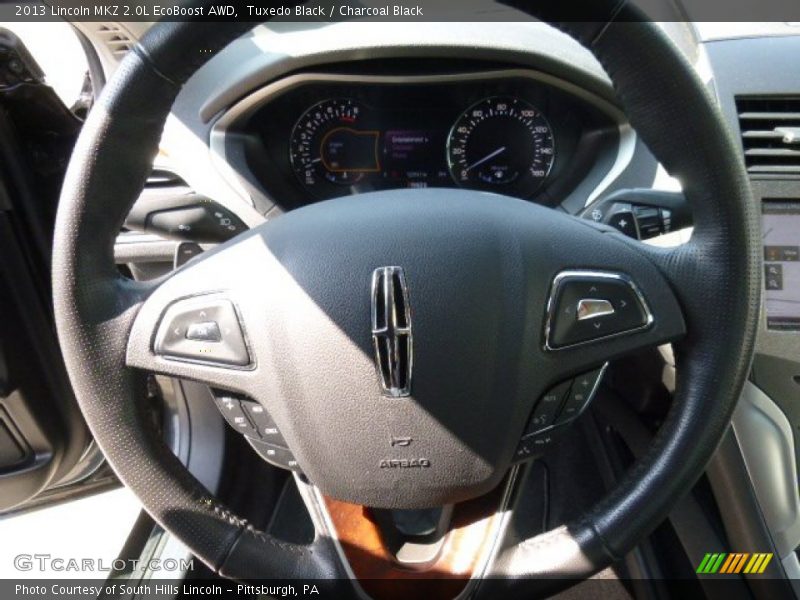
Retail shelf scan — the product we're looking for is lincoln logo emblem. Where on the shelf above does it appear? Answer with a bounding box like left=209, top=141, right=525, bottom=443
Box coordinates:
left=371, top=266, right=413, bottom=397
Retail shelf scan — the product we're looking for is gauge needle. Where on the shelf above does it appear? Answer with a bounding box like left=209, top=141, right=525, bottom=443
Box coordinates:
left=465, top=146, right=506, bottom=172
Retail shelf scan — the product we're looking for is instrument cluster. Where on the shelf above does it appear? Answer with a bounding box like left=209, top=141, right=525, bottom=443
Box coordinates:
left=289, top=95, right=555, bottom=199
left=221, top=69, right=622, bottom=210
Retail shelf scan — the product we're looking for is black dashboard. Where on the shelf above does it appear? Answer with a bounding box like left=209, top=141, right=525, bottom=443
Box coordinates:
left=212, top=64, right=624, bottom=211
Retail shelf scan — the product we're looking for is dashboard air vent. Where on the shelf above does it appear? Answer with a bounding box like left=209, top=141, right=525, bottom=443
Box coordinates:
left=95, top=24, right=134, bottom=60
left=736, top=97, right=800, bottom=176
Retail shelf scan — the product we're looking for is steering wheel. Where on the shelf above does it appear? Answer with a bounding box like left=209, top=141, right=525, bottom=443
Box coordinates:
left=52, top=2, right=760, bottom=595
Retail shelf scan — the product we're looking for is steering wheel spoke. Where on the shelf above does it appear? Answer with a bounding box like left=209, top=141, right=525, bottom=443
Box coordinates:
left=507, top=219, right=688, bottom=460
left=125, top=237, right=264, bottom=396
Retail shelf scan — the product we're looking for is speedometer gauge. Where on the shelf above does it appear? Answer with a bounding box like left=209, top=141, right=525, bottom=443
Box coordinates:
left=290, top=98, right=379, bottom=192
left=447, top=96, right=555, bottom=196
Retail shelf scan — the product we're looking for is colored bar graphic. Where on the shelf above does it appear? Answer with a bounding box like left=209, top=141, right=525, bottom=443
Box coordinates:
left=744, top=554, right=760, bottom=573
left=696, top=553, right=714, bottom=573
left=698, top=552, right=773, bottom=574
left=733, top=553, right=750, bottom=573
left=758, top=552, right=772, bottom=573
left=721, top=553, right=748, bottom=573
left=719, top=554, right=736, bottom=573
left=711, top=554, right=726, bottom=573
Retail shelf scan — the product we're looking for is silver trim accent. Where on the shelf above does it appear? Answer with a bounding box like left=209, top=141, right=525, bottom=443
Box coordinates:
left=586, top=121, right=636, bottom=206
left=732, top=381, right=800, bottom=560
left=781, top=553, right=800, bottom=597
left=296, top=465, right=520, bottom=600
left=371, top=266, right=413, bottom=397
left=543, top=270, right=654, bottom=351
left=576, top=298, right=615, bottom=321
left=209, top=69, right=633, bottom=211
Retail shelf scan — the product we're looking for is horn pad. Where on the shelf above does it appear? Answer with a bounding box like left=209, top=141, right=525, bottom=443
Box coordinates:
left=243, top=189, right=562, bottom=508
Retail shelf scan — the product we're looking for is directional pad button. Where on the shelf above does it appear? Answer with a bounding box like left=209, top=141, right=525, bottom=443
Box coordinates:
left=154, top=296, right=250, bottom=366
left=546, top=271, right=651, bottom=349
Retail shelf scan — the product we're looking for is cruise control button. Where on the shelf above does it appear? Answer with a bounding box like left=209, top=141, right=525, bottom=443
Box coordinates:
left=248, top=439, right=301, bottom=471
left=547, top=273, right=650, bottom=349
left=514, top=438, right=534, bottom=460
left=214, top=396, right=256, bottom=436
left=524, top=380, right=571, bottom=435
left=241, top=401, right=287, bottom=447
left=556, top=367, right=606, bottom=424
left=154, top=297, right=250, bottom=366
left=607, top=210, right=639, bottom=239
left=514, top=432, right=556, bottom=461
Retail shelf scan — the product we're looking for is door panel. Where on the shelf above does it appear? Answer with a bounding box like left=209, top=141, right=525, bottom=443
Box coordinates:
left=0, top=29, right=99, bottom=513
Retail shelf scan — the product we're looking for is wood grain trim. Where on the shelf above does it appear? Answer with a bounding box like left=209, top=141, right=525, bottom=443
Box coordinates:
left=322, top=476, right=511, bottom=600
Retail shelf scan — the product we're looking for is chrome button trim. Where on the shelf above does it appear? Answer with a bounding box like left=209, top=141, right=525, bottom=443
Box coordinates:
left=544, top=270, right=654, bottom=351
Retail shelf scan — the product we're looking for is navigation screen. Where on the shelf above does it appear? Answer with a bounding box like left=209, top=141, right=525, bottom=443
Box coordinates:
left=763, top=201, right=800, bottom=331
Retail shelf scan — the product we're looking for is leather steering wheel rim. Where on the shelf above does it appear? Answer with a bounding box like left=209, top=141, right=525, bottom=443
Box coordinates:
left=52, top=2, right=760, bottom=594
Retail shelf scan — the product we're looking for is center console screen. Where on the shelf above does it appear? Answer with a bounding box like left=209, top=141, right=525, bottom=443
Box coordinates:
left=763, top=200, right=800, bottom=331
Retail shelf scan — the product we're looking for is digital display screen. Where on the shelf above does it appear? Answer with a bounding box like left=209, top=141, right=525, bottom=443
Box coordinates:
left=763, top=201, right=800, bottom=331
left=382, top=130, right=451, bottom=188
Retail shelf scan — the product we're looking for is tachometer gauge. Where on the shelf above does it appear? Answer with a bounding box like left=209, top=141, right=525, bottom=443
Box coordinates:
left=290, top=99, right=380, bottom=191
left=447, top=96, right=555, bottom=196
